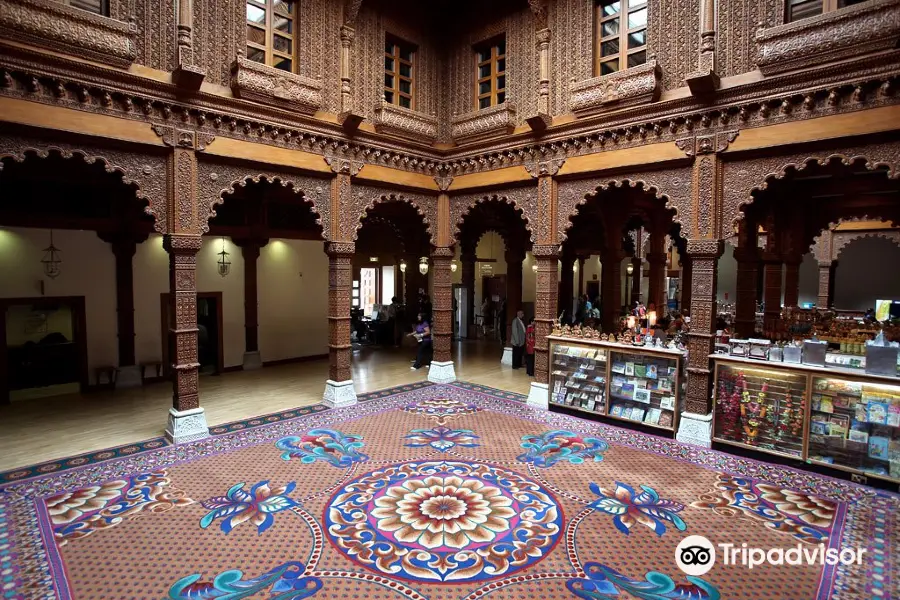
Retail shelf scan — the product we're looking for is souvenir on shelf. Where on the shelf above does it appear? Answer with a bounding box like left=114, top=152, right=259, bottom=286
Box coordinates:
left=548, top=341, right=608, bottom=416
left=607, top=349, right=681, bottom=431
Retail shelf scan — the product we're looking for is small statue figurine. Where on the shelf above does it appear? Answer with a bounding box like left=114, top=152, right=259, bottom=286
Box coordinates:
left=551, top=318, right=562, bottom=336
left=601, top=333, right=609, bottom=342
left=562, top=324, right=572, bottom=337
left=741, top=380, right=769, bottom=444
left=608, top=334, right=617, bottom=344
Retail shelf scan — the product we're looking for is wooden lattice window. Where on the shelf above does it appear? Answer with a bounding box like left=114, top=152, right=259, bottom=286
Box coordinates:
left=785, top=0, right=867, bottom=22
left=384, top=36, right=415, bottom=109
left=594, top=0, right=647, bottom=76
left=245, top=0, right=298, bottom=73
left=64, top=0, right=109, bottom=15
left=475, top=36, right=506, bottom=110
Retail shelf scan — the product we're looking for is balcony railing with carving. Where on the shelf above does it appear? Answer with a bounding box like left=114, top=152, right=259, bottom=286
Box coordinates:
left=372, top=102, right=439, bottom=144
left=450, top=103, right=517, bottom=145
left=756, top=0, right=900, bottom=76
left=569, top=60, right=661, bottom=117
left=0, top=0, right=137, bottom=68
left=230, top=56, right=323, bottom=115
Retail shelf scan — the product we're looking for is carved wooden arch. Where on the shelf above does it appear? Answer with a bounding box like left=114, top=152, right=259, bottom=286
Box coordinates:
left=350, top=184, right=437, bottom=246
left=0, top=136, right=167, bottom=233
left=451, top=191, right=537, bottom=246
left=196, top=160, right=330, bottom=237
left=833, top=229, right=900, bottom=259
left=722, top=142, right=900, bottom=235
left=557, top=175, right=692, bottom=243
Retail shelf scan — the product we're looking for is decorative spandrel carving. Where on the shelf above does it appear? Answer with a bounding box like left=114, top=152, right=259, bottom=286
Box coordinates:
left=722, top=142, right=900, bottom=235
left=0, top=0, right=137, bottom=68
left=350, top=184, right=437, bottom=246
left=196, top=160, right=329, bottom=236
left=523, top=159, right=565, bottom=178
left=230, top=56, right=323, bottom=115
left=324, top=155, right=364, bottom=177
left=557, top=169, right=693, bottom=242
left=0, top=134, right=167, bottom=233
left=676, top=131, right=739, bottom=156
left=756, top=0, right=900, bottom=76
left=569, top=60, right=661, bottom=116
left=450, top=190, right=538, bottom=244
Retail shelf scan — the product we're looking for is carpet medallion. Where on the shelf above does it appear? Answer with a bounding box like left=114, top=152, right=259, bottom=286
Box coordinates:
left=0, top=383, right=897, bottom=599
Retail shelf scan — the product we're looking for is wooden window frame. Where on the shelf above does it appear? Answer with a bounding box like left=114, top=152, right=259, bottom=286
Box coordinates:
left=593, top=0, right=648, bottom=77
left=785, top=0, right=866, bottom=22
left=474, top=36, right=506, bottom=110
left=245, top=0, right=298, bottom=73
left=384, top=36, right=416, bottom=110
left=66, top=0, right=110, bottom=16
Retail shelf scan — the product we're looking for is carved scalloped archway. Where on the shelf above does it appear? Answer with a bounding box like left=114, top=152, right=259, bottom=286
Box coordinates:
left=351, top=184, right=437, bottom=246
left=451, top=190, right=536, bottom=246
left=197, top=160, right=330, bottom=238
left=0, top=137, right=167, bottom=233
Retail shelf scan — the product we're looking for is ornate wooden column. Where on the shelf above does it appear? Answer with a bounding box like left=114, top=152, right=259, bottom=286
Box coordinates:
left=160, top=130, right=208, bottom=444
left=429, top=180, right=457, bottom=383
left=818, top=261, right=836, bottom=308
left=576, top=256, right=585, bottom=297
left=679, top=256, right=692, bottom=314
left=559, top=252, right=575, bottom=320
left=646, top=229, right=667, bottom=311
left=172, top=0, right=204, bottom=89
left=630, top=257, right=642, bottom=305
left=675, top=129, right=735, bottom=448
left=783, top=255, right=802, bottom=309
left=600, top=243, right=625, bottom=331
left=337, top=3, right=363, bottom=131
left=526, top=158, right=563, bottom=408
left=503, top=247, right=525, bottom=360
left=234, top=238, right=268, bottom=370
left=322, top=158, right=362, bottom=407
left=734, top=219, right=759, bottom=337
left=460, top=240, right=477, bottom=333
left=762, top=259, right=783, bottom=332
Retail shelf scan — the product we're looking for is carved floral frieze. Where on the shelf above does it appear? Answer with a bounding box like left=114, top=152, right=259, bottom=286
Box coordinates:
left=450, top=103, right=517, bottom=145
left=230, top=56, right=322, bottom=115
left=569, top=60, right=661, bottom=116
left=756, top=0, right=900, bottom=76
left=0, top=0, right=137, bottom=68
left=372, top=102, right=439, bottom=144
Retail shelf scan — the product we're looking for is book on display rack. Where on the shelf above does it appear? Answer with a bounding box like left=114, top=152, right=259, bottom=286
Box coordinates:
left=607, top=350, right=679, bottom=429
left=550, top=343, right=607, bottom=416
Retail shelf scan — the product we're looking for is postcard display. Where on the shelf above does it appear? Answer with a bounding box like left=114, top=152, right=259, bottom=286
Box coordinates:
left=712, top=355, right=900, bottom=483
left=549, top=337, right=684, bottom=433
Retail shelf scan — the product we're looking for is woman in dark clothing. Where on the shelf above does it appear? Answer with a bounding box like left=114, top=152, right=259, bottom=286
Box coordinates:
left=525, top=317, right=536, bottom=376
left=408, top=313, right=432, bottom=370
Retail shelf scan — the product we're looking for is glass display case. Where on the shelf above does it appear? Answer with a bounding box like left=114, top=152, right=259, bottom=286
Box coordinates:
left=712, top=359, right=807, bottom=458
left=550, top=342, right=607, bottom=416
left=712, top=355, right=900, bottom=483
left=608, top=349, right=681, bottom=431
left=548, top=337, right=684, bottom=433
left=808, top=376, right=900, bottom=481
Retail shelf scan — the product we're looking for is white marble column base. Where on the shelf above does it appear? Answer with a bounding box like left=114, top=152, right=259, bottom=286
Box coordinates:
left=115, top=365, right=143, bottom=389
left=323, top=379, right=358, bottom=408
left=165, top=407, right=210, bottom=445
left=527, top=382, right=549, bottom=409
left=242, top=351, right=263, bottom=370
left=427, top=360, right=457, bottom=384
left=500, top=347, right=513, bottom=366
left=676, top=411, right=713, bottom=448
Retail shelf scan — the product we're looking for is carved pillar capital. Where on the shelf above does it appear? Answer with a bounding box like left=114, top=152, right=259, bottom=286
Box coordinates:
left=525, top=158, right=565, bottom=178
left=172, top=0, right=205, bottom=90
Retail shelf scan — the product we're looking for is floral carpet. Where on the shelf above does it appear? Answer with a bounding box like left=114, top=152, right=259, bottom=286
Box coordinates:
left=0, top=383, right=897, bottom=599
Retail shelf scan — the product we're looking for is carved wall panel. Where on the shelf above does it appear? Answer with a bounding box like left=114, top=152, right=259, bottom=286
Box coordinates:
left=196, top=159, right=330, bottom=236
left=556, top=167, right=694, bottom=243
left=193, top=0, right=242, bottom=86
left=721, top=141, right=900, bottom=236
left=450, top=189, right=538, bottom=244
left=716, top=0, right=781, bottom=79
left=547, top=0, right=593, bottom=117
left=0, top=133, right=168, bottom=232
left=349, top=183, right=437, bottom=245
left=299, top=0, right=341, bottom=112
left=132, top=0, right=175, bottom=72
left=648, top=0, right=700, bottom=91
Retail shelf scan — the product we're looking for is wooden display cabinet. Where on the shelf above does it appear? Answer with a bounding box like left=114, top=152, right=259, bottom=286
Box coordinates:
left=548, top=336, right=685, bottom=434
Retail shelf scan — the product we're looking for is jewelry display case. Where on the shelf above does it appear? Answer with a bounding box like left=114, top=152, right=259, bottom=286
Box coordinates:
left=712, top=355, right=900, bottom=483
left=548, top=336, right=684, bottom=433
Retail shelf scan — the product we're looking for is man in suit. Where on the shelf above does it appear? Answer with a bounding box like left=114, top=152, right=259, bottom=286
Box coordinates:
left=510, top=309, right=526, bottom=369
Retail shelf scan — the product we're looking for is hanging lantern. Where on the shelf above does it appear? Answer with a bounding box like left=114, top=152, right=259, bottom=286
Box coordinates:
left=400, top=259, right=407, bottom=273
left=217, top=237, right=231, bottom=277
left=41, top=230, right=62, bottom=279
left=626, top=262, right=634, bottom=275
left=450, top=260, right=458, bottom=273
left=418, top=256, right=429, bottom=275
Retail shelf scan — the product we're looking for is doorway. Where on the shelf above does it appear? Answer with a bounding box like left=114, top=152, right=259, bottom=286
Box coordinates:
left=586, top=280, right=600, bottom=303
left=0, top=296, right=89, bottom=403
left=160, top=292, right=224, bottom=377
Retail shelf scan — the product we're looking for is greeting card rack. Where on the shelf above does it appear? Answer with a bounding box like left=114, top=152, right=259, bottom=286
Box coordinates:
left=548, top=336, right=684, bottom=434
left=712, top=355, right=900, bottom=484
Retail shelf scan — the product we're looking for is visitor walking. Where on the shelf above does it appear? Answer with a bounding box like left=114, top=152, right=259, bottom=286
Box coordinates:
left=407, top=313, right=432, bottom=370
left=525, top=317, right=536, bottom=376
left=511, top=309, right=526, bottom=369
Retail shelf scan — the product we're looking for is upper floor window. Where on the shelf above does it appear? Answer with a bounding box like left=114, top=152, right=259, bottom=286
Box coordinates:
left=65, top=0, right=109, bottom=16
left=384, top=36, right=415, bottom=109
left=475, top=36, right=506, bottom=110
left=594, top=0, right=647, bottom=76
left=785, top=0, right=866, bottom=22
left=245, top=0, right=297, bottom=72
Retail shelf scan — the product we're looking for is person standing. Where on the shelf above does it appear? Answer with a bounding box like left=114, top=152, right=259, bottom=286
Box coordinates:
left=525, top=317, right=536, bottom=376
left=511, top=309, right=526, bottom=369
left=407, top=313, right=432, bottom=370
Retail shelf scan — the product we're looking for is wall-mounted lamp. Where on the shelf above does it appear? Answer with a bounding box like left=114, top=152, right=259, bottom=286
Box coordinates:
left=369, top=256, right=379, bottom=262
left=532, top=263, right=538, bottom=273
left=41, top=230, right=62, bottom=279
left=400, top=259, right=407, bottom=273
left=217, top=237, right=231, bottom=277
left=418, top=256, right=429, bottom=275
left=626, top=263, right=634, bottom=276
left=450, top=261, right=458, bottom=273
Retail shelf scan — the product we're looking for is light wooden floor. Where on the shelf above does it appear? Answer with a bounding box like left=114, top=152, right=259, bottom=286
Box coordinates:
left=0, top=340, right=531, bottom=472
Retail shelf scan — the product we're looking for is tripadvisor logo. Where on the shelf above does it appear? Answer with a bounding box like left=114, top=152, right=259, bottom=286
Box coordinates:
left=675, top=535, right=866, bottom=575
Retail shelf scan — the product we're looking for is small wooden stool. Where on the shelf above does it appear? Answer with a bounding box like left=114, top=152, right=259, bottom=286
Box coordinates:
left=140, top=361, right=163, bottom=383
left=95, top=366, right=118, bottom=389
